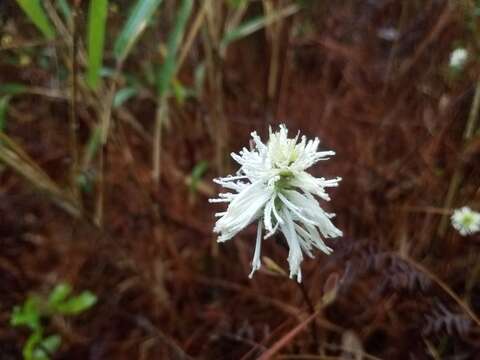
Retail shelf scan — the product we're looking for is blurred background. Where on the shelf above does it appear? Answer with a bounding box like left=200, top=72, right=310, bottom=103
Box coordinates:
left=1, top=0, right=480, bottom=359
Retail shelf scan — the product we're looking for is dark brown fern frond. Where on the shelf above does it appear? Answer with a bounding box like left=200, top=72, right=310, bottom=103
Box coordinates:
left=423, top=302, right=472, bottom=337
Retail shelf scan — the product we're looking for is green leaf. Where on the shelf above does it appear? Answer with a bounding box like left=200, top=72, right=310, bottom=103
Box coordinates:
left=27, top=334, right=61, bottom=360
left=114, top=0, right=164, bottom=62
left=10, top=297, right=41, bottom=331
left=39, top=334, right=61, bottom=355
left=0, top=96, right=12, bottom=131
left=15, top=0, right=56, bottom=39
left=86, top=0, right=109, bottom=90
left=157, top=0, right=193, bottom=96
left=222, top=15, right=266, bottom=47
left=189, top=160, right=208, bottom=193
left=54, top=291, right=97, bottom=315
left=0, top=83, right=27, bottom=95
left=171, top=79, right=187, bottom=104
left=76, top=170, right=95, bottom=193
left=113, top=87, right=138, bottom=108
left=47, top=283, right=72, bottom=307
left=23, top=330, right=44, bottom=360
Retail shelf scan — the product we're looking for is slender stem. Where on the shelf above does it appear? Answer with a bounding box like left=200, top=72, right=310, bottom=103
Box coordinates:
left=438, top=79, right=480, bottom=236
left=295, top=281, right=319, bottom=353
left=153, top=96, right=168, bottom=185
left=94, top=145, right=104, bottom=227
left=69, top=5, right=79, bottom=202
left=95, top=63, right=122, bottom=225
left=401, top=254, right=480, bottom=328
left=464, top=79, right=480, bottom=140
left=465, top=253, right=480, bottom=305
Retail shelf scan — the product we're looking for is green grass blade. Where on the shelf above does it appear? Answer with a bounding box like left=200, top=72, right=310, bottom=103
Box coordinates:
left=222, top=15, right=265, bottom=46
left=86, top=0, right=109, bottom=90
left=114, top=0, right=164, bottom=63
left=55, top=0, right=71, bottom=21
left=0, top=84, right=26, bottom=132
left=40, top=334, right=62, bottom=355
left=113, top=87, right=138, bottom=108
left=221, top=4, right=299, bottom=50
left=15, top=0, right=56, bottom=39
left=0, top=96, right=12, bottom=131
left=157, top=0, right=193, bottom=96
left=55, top=291, right=97, bottom=315
left=47, top=283, right=72, bottom=307
left=0, top=83, right=28, bottom=95
left=189, top=160, right=208, bottom=194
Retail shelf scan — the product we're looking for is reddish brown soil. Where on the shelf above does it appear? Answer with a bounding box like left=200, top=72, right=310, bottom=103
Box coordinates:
left=1, top=1, right=480, bottom=359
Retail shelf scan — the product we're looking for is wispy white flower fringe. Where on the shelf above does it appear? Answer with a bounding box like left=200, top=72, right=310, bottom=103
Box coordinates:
left=210, top=124, right=342, bottom=282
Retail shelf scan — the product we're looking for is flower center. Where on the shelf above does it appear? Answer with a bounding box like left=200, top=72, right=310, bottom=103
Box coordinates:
left=268, top=138, right=299, bottom=168
left=461, top=214, right=474, bottom=227
left=274, top=170, right=293, bottom=192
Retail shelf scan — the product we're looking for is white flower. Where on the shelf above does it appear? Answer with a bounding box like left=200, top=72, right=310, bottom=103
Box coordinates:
left=209, top=124, right=342, bottom=282
left=451, top=206, right=480, bottom=236
left=449, top=48, right=468, bottom=70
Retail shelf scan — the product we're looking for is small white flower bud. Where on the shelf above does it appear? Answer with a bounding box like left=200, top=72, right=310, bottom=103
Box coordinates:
left=451, top=206, right=480, bottom=236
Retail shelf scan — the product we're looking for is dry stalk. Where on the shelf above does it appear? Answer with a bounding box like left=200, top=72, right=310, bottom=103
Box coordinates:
left=178, top=1, right=209, bottom=69
left=69, top=3, right=80, bottom=202
left=152, top=96, right=169, bottom=185
left=0, top=133, right=81, bottom=218
left=263, top=0, right=284, bottom=102
left=401, top=254, right=480, bottom=328
left=438, top=79, right=480, bottom=236
left=203, top=2, right=228, bottom=173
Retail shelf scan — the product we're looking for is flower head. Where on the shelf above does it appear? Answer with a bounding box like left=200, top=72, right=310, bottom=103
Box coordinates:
left=451, top=206, right=480, bottom=236
left=209, top=124, right=342, bottom=282
left=449, top=48, right=468, bottom=70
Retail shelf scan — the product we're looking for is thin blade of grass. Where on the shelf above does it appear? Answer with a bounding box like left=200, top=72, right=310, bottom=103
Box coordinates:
left=188, top=160, right=208, bottom=194
left=153, top=0, right=193, bottom=183
left=157, top=0, right=193, bottom=96
left=0, top=83, right=28, bottom=95
left=0, top=84, right=66, bottom=100
left=0, top=96, right=12, bottom=131
left=15, top=0, right=56, bottom=39
left=0, top=84, right=27, bottom=132
left=86, top=0, right=108, bottom=90
left=113, top=87, right=138, bottom=108
left=220, top=3, right=299, bottom=51
left=55, top=0, right=71, bottom=21
left=113, top=0, right=164, bottom=63
left=0, top=133, right=81, bottom=218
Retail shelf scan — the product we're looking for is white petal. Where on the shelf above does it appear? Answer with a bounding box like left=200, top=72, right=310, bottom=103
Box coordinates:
left=249, top=221, right=263, bottom=278
left=251, top=131, right=267, bottom=152
left=279, top=208, right=304, bottom=283
left=287, top=190, right=343, bottom=238
left=214, top=181, right=272, bottom=242
left=277, top=192, right=316, bottom=226
left=263, top=196, right=275, bottom=232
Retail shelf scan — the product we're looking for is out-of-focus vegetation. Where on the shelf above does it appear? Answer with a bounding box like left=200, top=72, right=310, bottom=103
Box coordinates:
left=1, top=0, right=480, bottom=358
left=10, top=282, right=96, bottom=360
